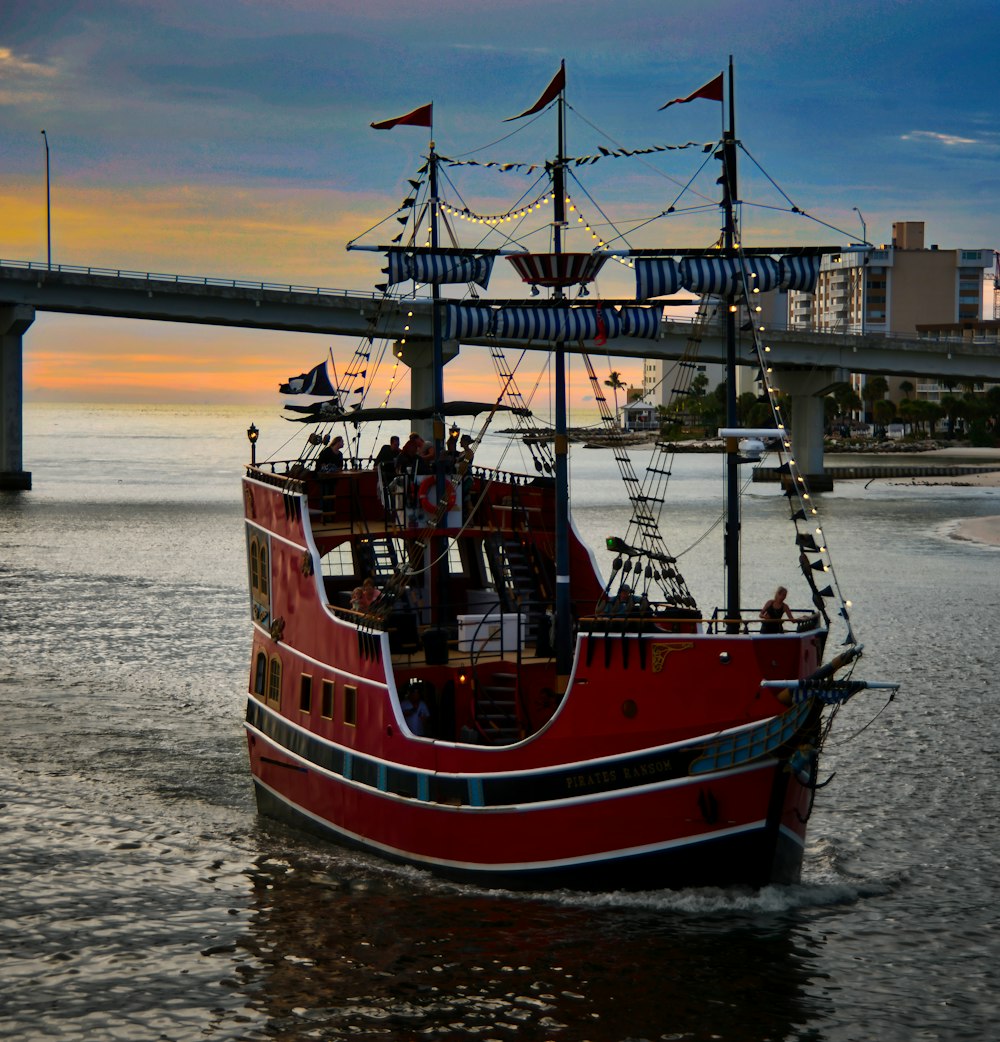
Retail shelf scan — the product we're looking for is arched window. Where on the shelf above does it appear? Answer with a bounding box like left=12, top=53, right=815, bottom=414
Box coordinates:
left=249, top=538, right=260, bottom=592
left=253, top=650, right=267, bottom=695
left=258, top=541, right=269, bottom=598
left=267, top=655, right=282, bottom=706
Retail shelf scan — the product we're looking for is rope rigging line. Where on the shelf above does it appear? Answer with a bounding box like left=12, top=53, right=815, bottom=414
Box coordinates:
left=579, top=351, right=694, bottom=609
left=728, top=243, right=858, bottom=646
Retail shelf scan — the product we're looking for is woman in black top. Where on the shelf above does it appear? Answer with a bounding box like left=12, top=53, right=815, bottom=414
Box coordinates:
left=759, top=585, right=793, bottom=633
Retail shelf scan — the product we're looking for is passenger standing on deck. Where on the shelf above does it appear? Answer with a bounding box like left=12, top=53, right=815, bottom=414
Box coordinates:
left=398, top=432, right=423, bottom=475
left=458, top=434, right=475, bottom=510
left=374, top=435, right=401, bottom=507
left=759, top=586, right=794, bottom=633
left=416, top=441, right=436, bottom=473
left=316, top=435, right=344, bottom=472
left=375, top=435, right=400, bottom=479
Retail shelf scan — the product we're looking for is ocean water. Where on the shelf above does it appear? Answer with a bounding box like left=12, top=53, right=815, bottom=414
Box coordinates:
left=3, top=402, right=1000, bottom=1042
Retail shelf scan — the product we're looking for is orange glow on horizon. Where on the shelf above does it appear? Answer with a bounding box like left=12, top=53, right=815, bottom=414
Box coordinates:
left=4, top=177, right=641, bottom=410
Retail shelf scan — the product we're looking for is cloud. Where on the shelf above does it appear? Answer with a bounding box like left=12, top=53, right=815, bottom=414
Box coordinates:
left=900, top=130, right=980, bottom=148
left=0, top=46, right=58, bottom=105
left=0, top=46, right=57, bottom=79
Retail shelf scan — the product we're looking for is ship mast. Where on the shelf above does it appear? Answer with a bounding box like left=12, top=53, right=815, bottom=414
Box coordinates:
left=427, top=141, right=452, bottom=627
left=551, top=61, right=572, bottom=690
left=720, top=56, right=742, bottom=632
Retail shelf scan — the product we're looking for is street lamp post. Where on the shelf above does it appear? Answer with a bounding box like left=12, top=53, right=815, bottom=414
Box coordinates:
left=41, top=129, right=51, bottom=270
left=853, top=207, right=867, bottom=335
left=247, top=423, right=259, bottom=466
left=852, top=206, right=866, bottom=245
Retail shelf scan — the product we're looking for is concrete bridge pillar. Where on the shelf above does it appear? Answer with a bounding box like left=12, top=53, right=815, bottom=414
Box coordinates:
left=394, top=337, right=460, bottom=440
left=0, top=305, right=34, bottom=491
left=772, top=368, right=840, bottom=489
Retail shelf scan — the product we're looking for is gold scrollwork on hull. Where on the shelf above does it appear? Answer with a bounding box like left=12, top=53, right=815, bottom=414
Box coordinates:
left=651, top=641, right=694, bottom=673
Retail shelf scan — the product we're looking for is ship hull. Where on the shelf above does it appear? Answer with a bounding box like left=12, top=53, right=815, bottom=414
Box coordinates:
left=241, top=470, right=827, bottom=891
left=246, top=702, right=814, bottom=890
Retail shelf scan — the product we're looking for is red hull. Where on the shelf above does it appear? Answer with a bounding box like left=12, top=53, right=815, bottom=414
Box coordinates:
left=241, top=468, right=826, bottom=889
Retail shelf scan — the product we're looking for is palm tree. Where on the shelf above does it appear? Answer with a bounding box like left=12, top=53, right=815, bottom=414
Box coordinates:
left=604, top=370, right=627, bottom=426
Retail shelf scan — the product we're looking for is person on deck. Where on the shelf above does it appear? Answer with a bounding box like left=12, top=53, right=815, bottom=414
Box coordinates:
left=458, top=434, right=475, bottom=511
left=359, top=577, right=380, bottom=610
left=316, top=435, right=344, bottom=472
left=759, top=585, right=794, bottom=633
left=416, top=441, right=436, bottom=473
left=374, top=435, right=400, bottom=507
left=401, top=681, right=432, bottom=737
left=375, top=435, right=400, bottom=478
left=612, top=585, right=634, bottom=615
left=398, top=432, right=424, bottom=474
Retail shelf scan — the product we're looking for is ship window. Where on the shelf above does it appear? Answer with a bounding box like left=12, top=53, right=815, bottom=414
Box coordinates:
left=250, top=539, right=260, bottom=591
left=344, top=684, right=357, bottom=726
left=320, top=542, right=354, bottom=578
left=299, top=673, right=313, bottom=713
left=321, top=680, right=334, bottom=719
left=446, top=538, right=465, bottom=576
left=253, top=650, right=267, bottom=695
left=267, top=656, right=282, bottom=706
left=258, top=541, right=269, bottom=598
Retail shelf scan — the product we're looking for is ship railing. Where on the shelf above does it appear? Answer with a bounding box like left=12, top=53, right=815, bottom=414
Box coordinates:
left=579, top=601, right=702, bottom=634
left=246, top=463, right=307, bottom=493
left=706, top=607, right=823, bottom=635
left=577, top=603, right=823, bottom=636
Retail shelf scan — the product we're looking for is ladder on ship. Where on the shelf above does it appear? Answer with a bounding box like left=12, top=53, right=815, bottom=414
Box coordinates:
left=473, top=670, right=521, bottom=744
left=484, top=533, right=548, bottom=647
left=357, top=537, right=399, bottom=584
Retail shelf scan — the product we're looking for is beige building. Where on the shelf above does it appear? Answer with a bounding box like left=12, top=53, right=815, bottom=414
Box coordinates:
left=639, top=225, right=992, bottom=413
left=788, top=221, right=992, bottom=404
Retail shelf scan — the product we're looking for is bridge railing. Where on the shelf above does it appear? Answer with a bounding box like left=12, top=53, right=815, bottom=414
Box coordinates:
left=0, top=257, right=388, bottom=302
left=5, top=257, right=998, bottom=347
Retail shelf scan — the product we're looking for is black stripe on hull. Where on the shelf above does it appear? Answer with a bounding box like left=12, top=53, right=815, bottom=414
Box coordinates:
left=247, top=697, right=817, bottom=810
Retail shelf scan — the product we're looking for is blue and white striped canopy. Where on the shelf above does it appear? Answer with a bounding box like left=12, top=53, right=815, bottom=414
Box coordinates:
left=778, top=255, right=821, bottom=291
left=442, top=306, right=495, bottom=340
left=679, top=257, right=744, bottom=295
left=635, top=253, right=822, bottom=298
left=442, top=305, right=661, bottom=343
left=635, top=258, right=683, bottom=299
left=385, top=251, right=495, bottom=288
left=745, top=256, right=781, bottom=292
left=495, top=307, right=622, bottom=342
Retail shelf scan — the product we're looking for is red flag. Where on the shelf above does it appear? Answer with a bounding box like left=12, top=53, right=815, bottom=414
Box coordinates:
left=594, top=306, right=607, bottom=348
left=659, top=72, right=724, bottom=110
left=370, top=103, right=433, bottom=130
left=504, top=63, right=565, bottom=122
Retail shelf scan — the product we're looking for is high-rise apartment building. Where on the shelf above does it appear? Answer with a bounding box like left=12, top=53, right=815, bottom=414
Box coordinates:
left=789, top=222, right=988, bottom=334
left=787, top=221, right=991, bottom=403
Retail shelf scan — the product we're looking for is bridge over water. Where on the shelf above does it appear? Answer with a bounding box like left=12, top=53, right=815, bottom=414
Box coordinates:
left=3, top=259, right=998, bottom=489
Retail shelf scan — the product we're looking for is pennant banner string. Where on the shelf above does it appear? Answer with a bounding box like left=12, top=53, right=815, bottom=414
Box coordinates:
left=437, top=140, right=716, bottom=173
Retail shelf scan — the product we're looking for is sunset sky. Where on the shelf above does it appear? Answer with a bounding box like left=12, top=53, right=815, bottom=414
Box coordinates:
left=3, top=0, right=999, bottom=409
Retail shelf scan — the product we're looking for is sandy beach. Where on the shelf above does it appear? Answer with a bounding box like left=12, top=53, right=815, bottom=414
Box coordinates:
left=872, top=448, right=1000, bottom=547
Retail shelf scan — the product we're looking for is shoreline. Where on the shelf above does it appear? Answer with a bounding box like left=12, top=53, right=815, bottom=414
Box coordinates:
left=947, top=516, right=1000, bottom=548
